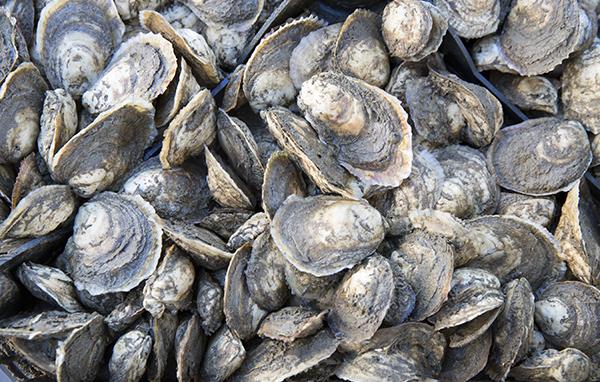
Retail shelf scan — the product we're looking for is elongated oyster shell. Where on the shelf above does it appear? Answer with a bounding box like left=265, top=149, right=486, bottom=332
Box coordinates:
left=258, top=306, right=326, bottom=342
left=205, top=146, right=256, bottom=210
left=0, top=273, right=20, bottom=318
left=222, top=64, right=248, bottom=112
left=382, top=0, right=448, bottom=62
left=227, top=212, right=269, bottom=250
left=60, top=192, right=162, bottom=296
left=490, top=72, right=558, bottom=115
left=487, top=117, right=592, bottom=196
left=434, top=0, right=500, bottom=38
left=439, top=330, right=492, bottom=382
left=154, top=58, right=201, bottom=128
left=200, top=325, right=246, bottom=382
left=271, top=195, right=385, bottom=276
left=298, top=71, right=412, bottom=191
left=104, top=287, right=145, bottom=335
left=0, top=310, right=97, bottom=340
left=0, top=63, right=48, bottom=165
left=196, top=269, right=224, bottom=336
left=51, top=99, right=156, bottom=197
left=509, top=348, right=591, bottom=382
left=35, top=0, right=124, bottom=97
left=497, top=192, right=556, bottom=228
left=109, top=329, right=152, bottom=382
left=262, top=151, right=306, bottom=218
left=147, top=311, right=177, bottom=382
left=243, top=16, right=324, bottom=111
left=0, top=12, right=25, bottom=85
left=11, top=156, right=43, bottom=207
left=38, top=89, right=77, bottom=171
left=175, top=314, right=205, bottom=382
left=82, top=32, right=177, bottom=114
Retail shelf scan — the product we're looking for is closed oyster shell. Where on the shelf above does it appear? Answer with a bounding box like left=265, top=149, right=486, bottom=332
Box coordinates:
left=12, top=154, right=44, bottom=207
left=147, top=311, right=178, bottom=382
left=181, top=0, right=263, bottom=31
left=257, top=306, right=326, bottom=342
left=105, top=287, right=145, bottom=335
left=198, top=208, right=254, bottom=240
left=243, top=16, right=324, bottom=111
left=60, top=192, right=162, bottom=296
left=205, top=146, right=256, bottom=210
left=433, top=0, right=500, bottom=38
left=196, top=268, right=224, bottom=336
left=108, top=329, right=152, bottom=382
left=385, top=61, right=428, bottom=105
left=509, top=348, right=591, bottom=382
left=200, top=325, right=246, bottom=382
left=271, top=195, right=385, bottom=276
left=283, top=259, right=341, bottom=308
left=35, top=0, right=124, bottom=97
left=487, top=117, right=592, bottom=196
left=1, top=0, right=34, bottom=45
left=0, top=12, right=26, bottom=87
left=298, top=71, right=412, bottom=192
left=439, top=330, right=492, bottom=382
left=38, top=89, right=78, bottom=171
left=0, top=310, right=98, bottom=340
left=0, top=63, right=48, bottom=165
left=155, top=58, right=201, bottom=128
left=175, top=314, right=205, bottom=382
left=490, top=72, right=559, bottom=115
left=227, top=212, right=269, bottom=250
left=222, top=64, right=247, bottom=112
left=82, top=32, right=177, bottom=114
left=555, top=180, right=600, bottom=287
left=497, top=192, right=556, bottom=228
left=262, top=151, right=306, bottom=219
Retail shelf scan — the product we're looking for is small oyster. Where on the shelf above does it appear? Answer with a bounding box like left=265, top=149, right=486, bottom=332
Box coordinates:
left=35, top=0, right=124, bottom=97
left=509, top=348, right=591, bottom=382
left=496, top=192, right=556, bottom=227
left=109, top=329, right=153, bottom=382
left=200, top=325, right=246, bottom=382
left=433, top=0, right=500, bottom=38
left=382, top=0, right=448, bottom=62
left=0, top=63, right=48, bottom=164
left=222, top=64, right=248, bottom=112
left=439, top=330, right=492, bottom=382
left=227, top=212, right=269, bottom=250
left=271, top=195, right=385, bottom=276
left=196, top=268, right=224, bottom=336
left=205, top=146, right=256, bottom=210
left=490, top=72, right=559, bottom=115
left=0, top=12, right=26, bottom=86
left=82, top=32, right=177, bottom=114
left=155, top=58, right=201, bottom=128
left=488, top=117, right=592, bottom=196
left=243, top=16, right=324, bottom=111
left=298, top=71, right=412, bottom=191
left=471, top=35, right=517, bottom=73
left=147, top=311, right=178, bottom=382
left=257, top=306, right=326, bottom=342
left=262, top=151, right=306, bottom=219
left=60, top=192, right=162, bottom=296
left=38, top=89, right=78, bottom=171
left=198, top=208, right=254, bottom=240
left=385, top=61, right=428, bottom=105
left=175, top=314, right=205, bottom=382
left=283, top=259, right=341, bottom=308
left=105, top=287, right=145, bottom=335
left=16, top=262, right=83, bottom=313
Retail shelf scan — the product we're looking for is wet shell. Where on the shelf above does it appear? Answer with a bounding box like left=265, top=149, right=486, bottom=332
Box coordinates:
left=243, top=16, right=325, bottom=111
left=555, top=180, right=600, bottom=287
left=257, top=306, right=326, bottom=342
left=160, top=89, right=217, bottom=169
left=382, top=0, right=448, bottom=62
left=175, top=314, right=205, bottom=382
left=0, top=185, right=76, bottom=239
left=509, top=348, right=591, bottom=382
left=51, top=99, right=156, bottom=197
left=534, top=281, right=600, bottom=354
left=487, top=117, right=592, bottom=196
left=108, top=329, right=152, bottom=382
left=59, top=192, right=162, bottom=296
left=154, top=58, right=201, bottom=128
left=496, top=192, right=556, bottom=228
left=490, top=72, right=559, bottom=115
left=333, top=9, right=390, bottom=87
left=0, top=63, right=48, bottom=165
left=38, top=89, right=78, bottom=171
left=196, top=269, right=224, bottom=336
left=147, top=311, right=178, bottom=382
left=230, top=330, right=339, bottom=382
left=82, top=32, right=177, bottom=114
left=200, top=325, right=246, bottom=382
left=262, top=151, right=306, bottom=219
left=328, top=255, right=393, bottom=346
left=389, top=230, right=454, bottom=321
left=486, top=278, right=535, bottom=381
left=227, top=212, right=269, bottom=250
left=271, top=195, right=385, bottom=276
left=433, top=0, right=500, bottom=38
left=439, top=330, right=492, bottom=382
left=35, top=0, right=124, bottom=97
left=16, top=262, right=83, bottom=313
left=298, top=71, right=412, bottom=191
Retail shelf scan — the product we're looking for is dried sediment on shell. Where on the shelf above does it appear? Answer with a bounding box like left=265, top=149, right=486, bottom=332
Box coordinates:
left=59, top=192, right=162, bottom=296
left=562, top=39, right=600, bottom=133
left=555, top=180, right=600, bottom=287
left=51, top=99, right=156, bottom=197
left=243, top=16, right=325, bottom=111
left=289, top=24, right=341, bottom=90
left=38, top=89, right=77, bottom=170
left=140, top=10, right=221, bottom=86
left=509, top=348, right=591, bottom=382
left=382, top=0, right=448, bottom=62
left=434, top=145, right=499, bottom=219
left=333, top=9, right=390, bottom=87
left=328, top=255, right=393, bottom=346
left=262, top=151, right=306, bottom=219
left=258, top=306, right=326, bottom=342
left=487, top=117, right=592, bottom=196
left=433, top=0, right=500, bottom=38
left=472, top=35, right=518, bottom=73
left=160, top=89, right=216, bottom=169
left=490, top=72, right=559, bottom=115
left=82, top=32, right=177, bottom=114
left=154, top=58, right=201, bottom=128
left=439, top=330, right=492, bottom=382
left=205, top=146, right=256, bottom=210
left=271, top=195, right=385, bottom=276
left=497, top=192, right=556, bottom=227
left=298, top=71, right=412, bottom=192
left=35, top=0, right=124, bottom=97
left=0, top=185, right=76, bottom=240
left=108, top=329, right=152, bottom=382
left=0, top=63, right=48, bottom=165
left=200, top=325, right=246, bottom=381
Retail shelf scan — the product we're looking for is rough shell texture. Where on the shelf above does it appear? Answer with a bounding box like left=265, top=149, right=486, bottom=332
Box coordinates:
left=154, top=57, right=200, bottom=128
left=490, top=72, right=558, bottom=115
left=496, top=192, right=556, bottom=227
left=205, top=146, right=256, bottom=210
left=38, top=89, right=78, bottom=170
left=509, top=348, right=591, bottom=382
left=195, top=268, right=224, bottom=336
left=439, top=330, right=492, bottom=382
left=262, top=151, right=306, bottom=219
left=433, top=0, right=500, bottom=38
left=200, top=325, right=246, bottom=382
left=257, top=306, right=326, bottom=342
left=108, top=329, right=152, bottom=382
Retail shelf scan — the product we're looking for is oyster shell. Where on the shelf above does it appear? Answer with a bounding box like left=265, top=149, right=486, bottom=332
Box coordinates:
left=222, top=64, right=248, bottom=112
left=60, top=192, right=162, bottom=296
left=175, top=314, right=205, bottom=382
left=105, top=287, right=145, bottom=335
left=0, top=310, right=97, bottom=340
left=262, top=151, right=306, bottom=218
left=147, top=311, right=178, bottom=382
left=471, top=35, right=517, bottom=73
left=196, top=268, right=224, bottom=336
left=298, top=71, right=412, bottom=191
left=114, top=0, right=169, bottom=20
left=382, top=0, right=448, bottom=62
left=497, top=192, right=556, bottom=227
left=385, top=61, right=428, bottom=105
left=82, top=32, right=177, bottom=114
left=257, top=306, right=326, bottom=342
left=198, top=208, right=254, bottom=240
left=11, top=155, right=44, bottom=208
left=439, top=330, right=492, bottom=382
left=109, top=329, right=153, bottom=382
left=0, top=12, right=26, bottom=86
left=490, top=72, right=559, bottom=115
left=200, top=325, right=246, bottom=382
left=509, top=348, right=591, bottom=382
left=271, top=195, right=385, bottom=276
left=38, top=89, right=78, bottom=171
left=1, top=0, right=34, bottom=47
left=487, top=117, right=592, bottom=196
left=433, top=0, right=500, bottom=38
left=182, top=0, right=263, bottom=31
left=283, top=259, right=341, bottom=308
left=35, top=0, right=124, bottom=97
left=0, top=63, right=48, bottom=165
left=227, top=212, right=269, bottom=250
left=0, top=273, right=20, bottom=318
left=205, top=146, right=256, bottom=210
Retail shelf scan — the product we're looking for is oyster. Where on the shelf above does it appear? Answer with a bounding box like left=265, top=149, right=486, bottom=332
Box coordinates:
left=490, top=72, right=559, bottom=115
left=0, top=273, right=20, bottom=318
left=59, top=192, right=162, bottom=296
left=433, top=0, right=500, bottom=38
left=257, top=307, right=326, bottom=342
left=0, top=63, right=48, bottom=165
left=283, top=259, right=341, bottom=308
left=385, top=61, right=428, bottom=105
left=114, top=0, right=169, bottom=20
left=509, top=348, right=591, bottom=382
left=109, top=329, right=153, bottom=382
left=10, top=154, right=45, bottom=207
left=181, top=0, right=263, bottom=31
left=154, top=58, right=201, bottom=128
left=243, top=16, right=324, bottom=111
left=0, top=12, right=26, bottom=86
left=497, top=192, right=556, bottom=227
left=175, top=314, right=205, bottom=382
left=0, top=310, right=98, bottom=340
left=439, top=330, right=492, bottom=382
left=196, top=269, right=224, bottom=336
left=200, top=325, right=246, bottom=382
left=471, top=35, right=517, bottom=73
left=205, top=146, right=256, bottom=210
left=35, top=0, right=124, bottom=97
left=198, top=208, right=254, bottom=240
left=382, top=0, right=448, bottom=62
left=105, top=287, right=145, bottom=335
left=38, top=89, right=78, bottom=171
left=227, top=212, right=269, bottom=250
left=82, top=32, right=177, bottom=114
left=488, top=117, right=592, bottom=196
left=262, top=151, right=306, bottom=218
left=271, top=195, right=385, bottom=276
left=298, top=71, right=412, bottom=191
left=147, top=311, right=178, bottom=382
left=222, top=64, right=248, bottom=112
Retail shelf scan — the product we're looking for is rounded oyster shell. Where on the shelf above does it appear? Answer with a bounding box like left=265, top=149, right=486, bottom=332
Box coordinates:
left=108, top=329, right=152, bottom=382
left=490, top=72, right=558, bottom=115
left=59, top=192, right=162, bottom=296
left=257, top=306, right=326, bottom=342
left=487, top=117, right=592, bottom=196
left=271, top=195, right=385, bottom=276
left=262, top=151, right=306, bottom=219
left=35, top=0, right=124, bottom=97
left=497, top=192, right=556, bottom=228
left=200, top=325, right=246, bottom=382
left=439, top=330, right=492, bottom=382
left=227, top=212, right=269, bottom=250
left=433, top=0, right=500, bottom=38
left=509, top=348, right=591, bottom=382
left=181, top=0, right=263, bottom=31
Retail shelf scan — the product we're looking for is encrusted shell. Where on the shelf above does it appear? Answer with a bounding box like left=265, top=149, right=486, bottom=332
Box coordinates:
left=262, top=151, right=306, bottom=219
left=200, top=325, right=246, bottom=382
left=257, top=306, right=326, bottom=342
left=0, top=12, right=25, bottom=85
left=227, top=212, right=269, bottom=250
left=497, top=192, right=556, bottom=227
left=175, top=314, right=205, bottom=382
left=196, top=269, right=224, bottom=336
left=147, top=311, right=178, bottom=382
left=433, top=0, right=500, bottom=38
left=38, top=89, right=78, bottom=170
left=108, top=329, right=152, bottom=382
left=509, top=348, right=591, bottom=382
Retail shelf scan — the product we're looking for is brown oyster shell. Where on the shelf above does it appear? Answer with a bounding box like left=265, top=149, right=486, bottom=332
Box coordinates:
left=205, top=145, right=256, bottom=210
left=11, top=154, right=45, bottom=208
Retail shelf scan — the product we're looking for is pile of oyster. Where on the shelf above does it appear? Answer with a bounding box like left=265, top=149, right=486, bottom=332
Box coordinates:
left=1, top=0, right=600, bottom=381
